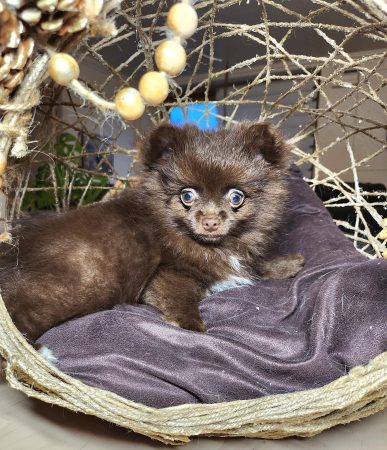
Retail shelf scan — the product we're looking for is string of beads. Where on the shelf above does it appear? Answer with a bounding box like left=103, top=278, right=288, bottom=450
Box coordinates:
left=47, top=0, right=198, bottom=121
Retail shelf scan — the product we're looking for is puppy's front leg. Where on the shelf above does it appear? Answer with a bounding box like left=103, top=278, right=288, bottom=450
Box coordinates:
left=259, top=254, right=305, bottom=280
left=142, top=268, right=207, bottom=332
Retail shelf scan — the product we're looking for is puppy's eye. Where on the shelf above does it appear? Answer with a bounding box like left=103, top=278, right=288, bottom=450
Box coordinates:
left=180, top=188, right=197, bottom=206
left=228, top=189, right=245, bottom=208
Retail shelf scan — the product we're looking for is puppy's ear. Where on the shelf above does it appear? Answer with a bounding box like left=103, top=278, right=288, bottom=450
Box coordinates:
left=141, top=124, right=183, bottom=167
left=242, top=122, right=292, bottom=165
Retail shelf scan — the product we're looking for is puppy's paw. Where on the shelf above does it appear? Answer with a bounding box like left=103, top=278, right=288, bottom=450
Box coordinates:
left=283, top=253, right=305, bottom=278
left=261, top=254, right=305, bottom=280
left=166, top=317, right=207, bottom=333
left=185, top=319, right=207, bottom=333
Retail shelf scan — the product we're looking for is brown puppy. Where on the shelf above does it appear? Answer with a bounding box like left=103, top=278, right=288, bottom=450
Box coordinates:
left=0, top=122, right=304, bottom=344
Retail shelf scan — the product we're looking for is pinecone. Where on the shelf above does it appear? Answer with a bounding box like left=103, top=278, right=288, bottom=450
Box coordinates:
left=0, top=3, right=34, bottom=101
left=0, top=0, right=103, bottom=100
left=6, top=0, right=104, bottom=38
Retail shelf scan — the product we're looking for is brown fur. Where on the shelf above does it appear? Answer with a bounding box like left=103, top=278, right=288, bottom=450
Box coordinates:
left=0, top=122, right=304, bottom=340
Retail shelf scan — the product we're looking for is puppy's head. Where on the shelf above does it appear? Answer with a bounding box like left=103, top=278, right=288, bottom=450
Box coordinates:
left=140, top=122, right=291, bottom=245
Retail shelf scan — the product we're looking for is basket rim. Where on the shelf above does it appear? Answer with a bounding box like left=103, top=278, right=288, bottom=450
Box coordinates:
left=0, top=291, right=386, bottom=445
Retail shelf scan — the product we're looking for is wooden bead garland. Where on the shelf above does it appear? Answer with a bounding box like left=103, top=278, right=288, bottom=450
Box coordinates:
left=0, top=154, right=7, bottom=176
left=378, top=229, right=387, bottom=240
left=47, top=53, right=80, bottom=86
left=167, top=2, right=198, bottom=39
left=378, top=218, right=387, bottom=259
left=138, top=71, right=169, bottom=106
left=155, top=39, right=187, bottom=76
left=46, top=0, right=198, bottom=121
left=115, top=87, right=145, bottom=121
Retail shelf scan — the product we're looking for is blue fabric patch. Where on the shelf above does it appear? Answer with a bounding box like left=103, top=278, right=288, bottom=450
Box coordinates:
left=169, top=103, right=219, bottom=130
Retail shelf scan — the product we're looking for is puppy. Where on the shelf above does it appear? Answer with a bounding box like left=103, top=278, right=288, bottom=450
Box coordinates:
left=0, top=122, right=304, bottom=341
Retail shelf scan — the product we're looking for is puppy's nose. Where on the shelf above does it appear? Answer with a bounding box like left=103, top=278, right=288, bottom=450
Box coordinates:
left=202, top=215, right=220, bottom=232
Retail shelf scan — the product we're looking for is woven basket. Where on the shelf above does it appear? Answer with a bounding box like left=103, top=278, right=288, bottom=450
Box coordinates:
left=0, top=0, right=386, bottom=445
left=0, top=293, right=386, bottom=445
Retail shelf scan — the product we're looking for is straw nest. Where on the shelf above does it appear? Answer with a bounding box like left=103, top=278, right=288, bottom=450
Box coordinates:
left=0, top=0, right=386, bottom=444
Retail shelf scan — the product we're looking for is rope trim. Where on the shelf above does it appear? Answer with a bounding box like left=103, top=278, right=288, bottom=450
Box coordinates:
left=0, top=292, right=386, bottom=445
left=0, top=55, right=48, bottom=161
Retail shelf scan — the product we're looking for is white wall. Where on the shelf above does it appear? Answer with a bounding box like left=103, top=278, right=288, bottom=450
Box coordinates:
left=316, top=51, right=387, bottom=186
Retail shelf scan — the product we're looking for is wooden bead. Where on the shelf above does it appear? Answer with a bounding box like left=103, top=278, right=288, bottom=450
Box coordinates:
left=48, top=53, right=80, bottom=86
left=378, top=229, right=387, bottom=240
left=138, top=71, right=169, bottom=106
left=383, top=218, right=387, bottom=227
left=167, top=3, right=198, bottom=39
left=383, top=249, right=387, bottom=259
left=0, top=231, right=12, bottom=243
left=115, top=87, right=145, bottom=121
left=0, top=154, right=7, bottom=175
left=155, top=40, right=186, bottom=76
left=81, top=0, right=104, bottom=19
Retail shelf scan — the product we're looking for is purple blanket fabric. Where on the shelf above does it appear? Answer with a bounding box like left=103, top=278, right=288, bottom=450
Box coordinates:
left=38, top=168, right=387, bottom=408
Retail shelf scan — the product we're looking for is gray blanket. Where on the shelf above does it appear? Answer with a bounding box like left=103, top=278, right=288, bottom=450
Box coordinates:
left=38, top=168, right=387, bottom=408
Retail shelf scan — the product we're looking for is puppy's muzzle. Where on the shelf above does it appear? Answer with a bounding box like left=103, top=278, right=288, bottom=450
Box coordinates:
left=202, top=215, right=220, bottom=232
